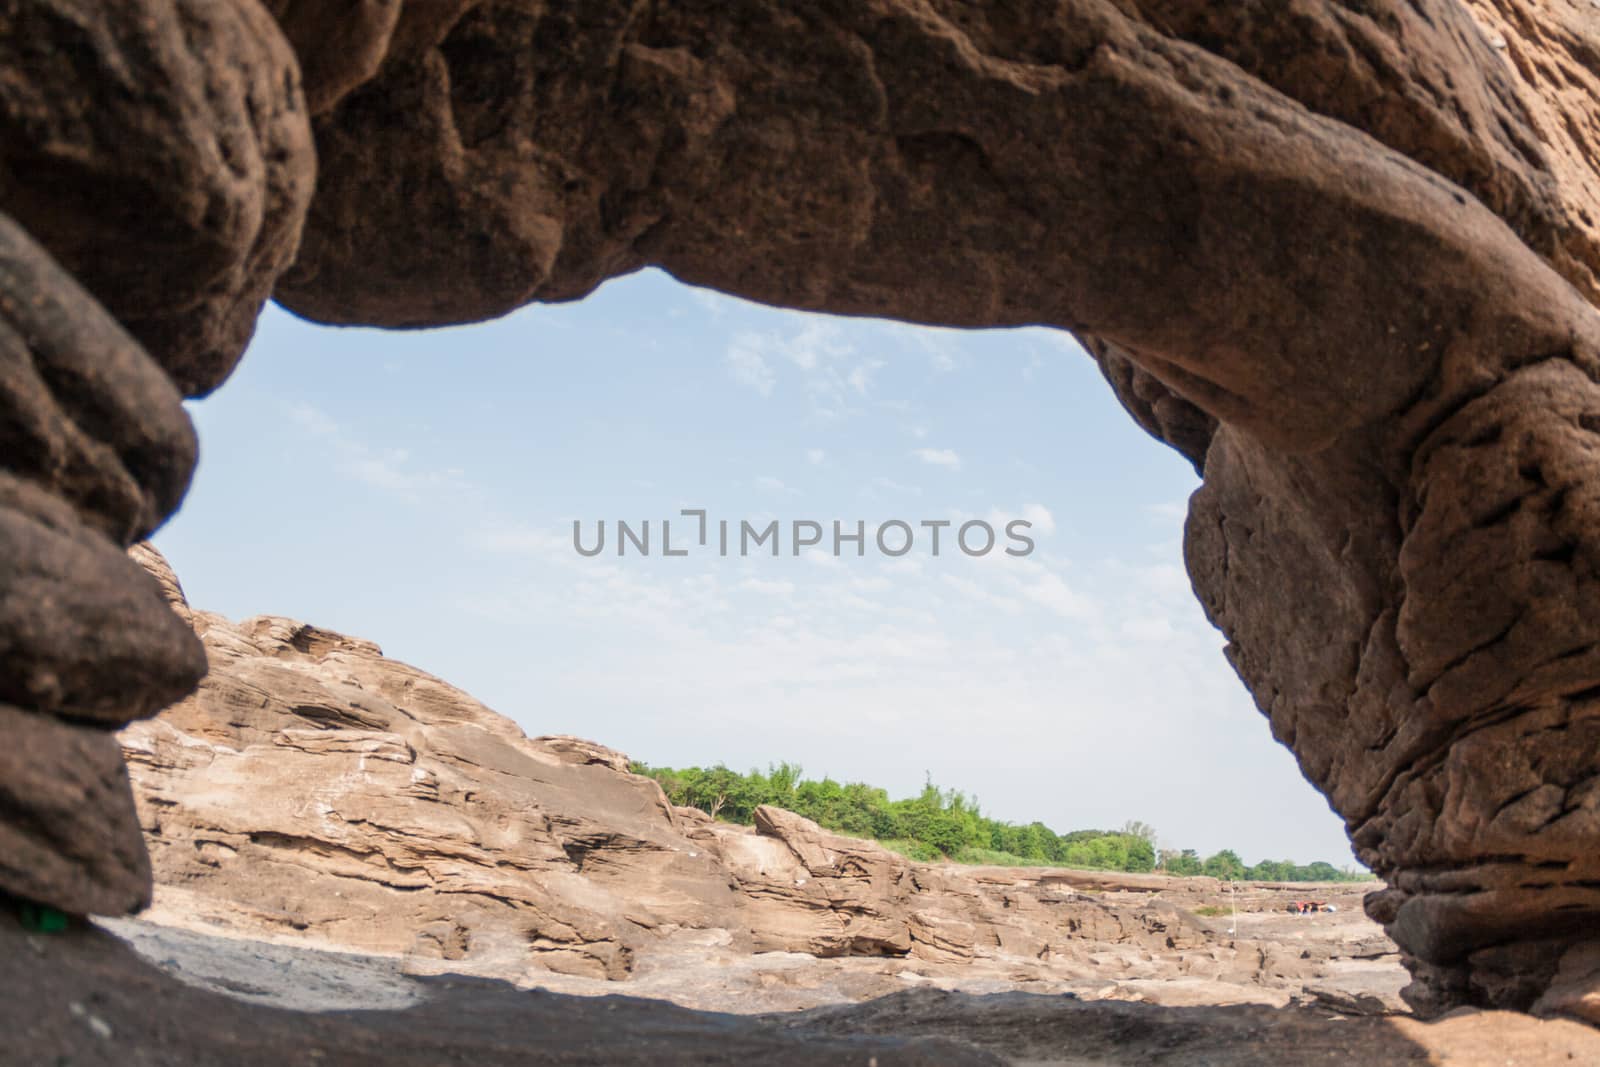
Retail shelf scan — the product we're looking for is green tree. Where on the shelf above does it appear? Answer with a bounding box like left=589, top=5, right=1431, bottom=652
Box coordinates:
left=1166, top=849, right=1203, bottom=876
left=1203, top=849, right=1246, bottom=881
left=633, top=760, right=1368, bottom=880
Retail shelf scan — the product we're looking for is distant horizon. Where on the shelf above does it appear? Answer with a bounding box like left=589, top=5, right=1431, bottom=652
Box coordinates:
left=154, top=268, right=1359, bottom=868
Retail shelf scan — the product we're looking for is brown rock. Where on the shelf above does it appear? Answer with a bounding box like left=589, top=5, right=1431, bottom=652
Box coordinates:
left=0, top=213, right=195, bottom=544
left=0, top=500, right=203, bottom=722
left=0, top=704, right=150, bottom=914
left=0, top=910, right=1000, bottom=1066
left=119, top=600, right=745, bottom=975
left=117, top=584, right=1367, bottom=1009
left=0, top=218, right=205, bottom=723
left=262, top=1, right=403, bottom=115
left=126, top=543, right=193, bottom=630
left=0, top=0, right=316, bottom=395
left=531, top=734, right=635, bottom=774
left=261, top=4, right=1600, bottom=1010
left=0, top=215, right=204, bottom=915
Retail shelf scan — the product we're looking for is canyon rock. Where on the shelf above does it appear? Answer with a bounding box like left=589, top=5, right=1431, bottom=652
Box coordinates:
left=118, top=551, right=1397, bottom=1011
left=0, top=215, right=204, bottom=722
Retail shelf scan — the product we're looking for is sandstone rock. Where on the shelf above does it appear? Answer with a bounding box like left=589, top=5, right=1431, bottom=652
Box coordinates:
left=1461, top=0, right=1600, bottom=299
left=1531, top=941, right=1600, bottom=1024
left=0, top=220, right=205, bottom=723
left=261, top=4, right=1600, bottom=1009
left=531, top=734, right=635, bottom=774
left=126, top=543, right=194, bottom=630
left=1091, top=339, right=1215, bottom=475
left=261, top=1, right=403, bottom=116
left=0, top=0, right=316, bottom=395
left=0, top=501, right=203, bottom=722
left=117, top=565, right=1384, bottom=1009
left=1, top=911, right=1002, bottom=1066
left=0, top=213, right=196, bottom=543
left=277, top=1, right=1593, bottom=445
left=0, top=704, right=150, bottom=914
left=0, top=213, right=204, bottom=914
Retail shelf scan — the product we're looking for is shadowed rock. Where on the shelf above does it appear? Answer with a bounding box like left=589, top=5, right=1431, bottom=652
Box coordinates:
left=0, top=0, right=316, bottom=395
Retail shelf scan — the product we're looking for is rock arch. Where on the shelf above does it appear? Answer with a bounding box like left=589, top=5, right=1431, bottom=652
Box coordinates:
left=4, top=0, right=1600, bottom=1016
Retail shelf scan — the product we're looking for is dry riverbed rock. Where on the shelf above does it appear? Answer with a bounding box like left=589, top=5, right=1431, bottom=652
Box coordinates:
left=118, top=545, right=1401, bottom=1013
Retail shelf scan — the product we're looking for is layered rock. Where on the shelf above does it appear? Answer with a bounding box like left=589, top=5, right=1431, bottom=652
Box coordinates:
left=16, top=912, right=1600, bottom=1067
left=0, top=0, right=316, bottom=918
left=0, top=215, right=206, bottom=914
left=119, top=553, right=1393, bottom=1010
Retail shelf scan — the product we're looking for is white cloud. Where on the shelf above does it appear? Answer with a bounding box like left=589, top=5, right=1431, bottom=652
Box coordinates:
left=806, top=448, right=826, bottom=465
left=982, top=504, right=1057, bottom=540
left=285, top=403, right=465, bottom=496
left=722, top=319, right=891, bottom=415
left=465, top=521, right=569, bottom=559
left=847, top=358, right=885, bottom=395
left=1017, top=566, right=1095, bottom=620
left=726, top=336, right=776, bottom=396
left=753, top=475, right=798, bottom=494
left=865, top=476, right=922, bottom=497
left=740, top=578, right=797, bottom=596
left=912, top=447, right=962, bottom=470
left=1148, top=498, right=1190, bottom=522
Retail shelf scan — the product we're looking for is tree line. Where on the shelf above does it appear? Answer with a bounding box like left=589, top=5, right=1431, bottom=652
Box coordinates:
left=633, top=761, right=1367, bottom=882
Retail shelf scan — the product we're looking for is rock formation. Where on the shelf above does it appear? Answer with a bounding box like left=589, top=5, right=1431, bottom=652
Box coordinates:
left=2, top=0, right=1600, bottom=1019
left=120, top=550, right=1395, bottom=1012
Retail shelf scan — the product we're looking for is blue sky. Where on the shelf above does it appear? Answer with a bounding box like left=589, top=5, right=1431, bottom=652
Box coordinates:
left=154, top=268, right=1357, bottom=867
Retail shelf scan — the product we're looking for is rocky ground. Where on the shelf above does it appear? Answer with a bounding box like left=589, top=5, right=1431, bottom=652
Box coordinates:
left=8, top=908, right=1600, bottom=1067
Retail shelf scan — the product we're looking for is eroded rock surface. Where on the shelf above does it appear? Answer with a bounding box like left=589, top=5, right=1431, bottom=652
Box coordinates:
left=0, top=0, right=316, bottom=395
left=0, top=214, right=206, bottom=915
left=269, top=1, right=1600, bottom=1013
left=118, top=551, right=1402, bottom=1013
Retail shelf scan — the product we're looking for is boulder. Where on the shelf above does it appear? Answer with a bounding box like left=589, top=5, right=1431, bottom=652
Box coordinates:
left=0, top=0, right=315, bottom=395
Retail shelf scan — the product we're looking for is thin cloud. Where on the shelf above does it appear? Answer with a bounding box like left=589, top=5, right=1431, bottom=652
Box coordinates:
left=286, top=403, right=465, bottom=496
left=753, top=475, right=799, bottom=494
left=912, top=447, right=962, bottom=470
left=726, top=336, right=776, bottom=396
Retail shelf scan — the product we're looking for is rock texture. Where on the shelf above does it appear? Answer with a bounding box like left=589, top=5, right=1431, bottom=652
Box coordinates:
left=120, top=560, right=1397, bottom=1012
left=8, top=912, right=1600, bottom=1067
left=2, top=0, right=1600, bottom=1023
left=0, top=214, right=205, bottom=914
left=267, top=1, right=1600, bottom=1014
left=0, top=0, right=316, bottom=395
